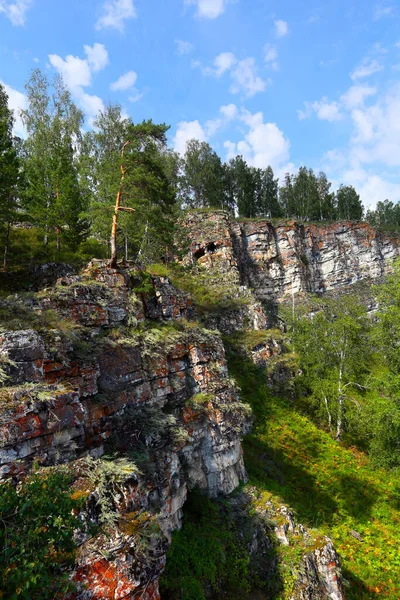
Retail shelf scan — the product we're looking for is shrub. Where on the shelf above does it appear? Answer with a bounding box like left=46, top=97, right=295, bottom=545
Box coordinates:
left=0, top=469, right=82, bottom=599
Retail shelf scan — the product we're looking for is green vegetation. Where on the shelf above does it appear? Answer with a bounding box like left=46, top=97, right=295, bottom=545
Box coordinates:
left=81, top=456, right=140, bottom=528
left=1, top=72, right=390, bottom=275
left=168, top=263, right=248, bottom=316
left=160, top=492, right=254, bottom=600
left=0, top=468, right=82, bottom=599
left=227, top=343, right=400, bottom=600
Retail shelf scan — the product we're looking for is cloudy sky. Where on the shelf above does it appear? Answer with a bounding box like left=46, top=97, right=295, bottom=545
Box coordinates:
left=1, top=0, right=400, bottom=208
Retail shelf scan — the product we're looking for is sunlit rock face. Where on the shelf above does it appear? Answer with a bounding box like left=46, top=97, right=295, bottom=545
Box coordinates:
left=182, top=211, right=399, bottom=301
left=0, top=262, right=249, bottom=599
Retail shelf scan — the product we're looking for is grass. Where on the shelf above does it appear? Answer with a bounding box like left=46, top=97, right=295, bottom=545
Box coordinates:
left=168, top=264, right=249, bottom=316
left=228, top=349, right=400, bottom=600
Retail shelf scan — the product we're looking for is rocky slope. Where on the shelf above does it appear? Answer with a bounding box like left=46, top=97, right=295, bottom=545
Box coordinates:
left=0, top=256, right=347, bottom=599
left=182, top=211, right=400, bottom=301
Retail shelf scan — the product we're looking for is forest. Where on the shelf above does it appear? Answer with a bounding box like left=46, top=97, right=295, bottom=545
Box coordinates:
left=1, top=70, right=397, bottom=271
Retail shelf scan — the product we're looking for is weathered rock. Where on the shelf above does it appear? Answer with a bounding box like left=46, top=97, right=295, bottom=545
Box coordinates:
left=144, top=276, right=196, bottom=322
left=0, top=330, right=44, bottom=384
left=0, top=264, right=250, bottom=598
left=182, top=211, right=400, bottom=302
left=221, top=489, right=345, bottom=600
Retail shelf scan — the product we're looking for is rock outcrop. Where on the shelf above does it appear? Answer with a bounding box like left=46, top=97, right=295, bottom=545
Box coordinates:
left=0, top=262, right=249, bottom=599
left=0, top=253, right=346, bottom=599
left=182, top=211, right=400, bottom=302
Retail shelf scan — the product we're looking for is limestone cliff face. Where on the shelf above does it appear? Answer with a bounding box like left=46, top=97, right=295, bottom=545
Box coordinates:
left=0, top=262, right=248, bottom=599
left=183, top=211, right=400, bottom=301
left=0, top=253, right=347, bottom=600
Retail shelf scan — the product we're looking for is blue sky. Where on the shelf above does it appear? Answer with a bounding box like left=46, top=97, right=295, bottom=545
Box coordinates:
left=1, top=0, right=400, bottom=208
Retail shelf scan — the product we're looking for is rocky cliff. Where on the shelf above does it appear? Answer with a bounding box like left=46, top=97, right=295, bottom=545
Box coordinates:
left=0, top=238, right=354, bottom=599
left=0, top=262, right=249, bottom=598
left=183, top=211, right=399, bottom=301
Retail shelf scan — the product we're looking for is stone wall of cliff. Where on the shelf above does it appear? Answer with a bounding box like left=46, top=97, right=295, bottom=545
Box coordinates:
left=0, top=243, right=350, bottom=599
left=0, top=261, right=249, bottom=599
left=182, top=211, right=400, bottom=302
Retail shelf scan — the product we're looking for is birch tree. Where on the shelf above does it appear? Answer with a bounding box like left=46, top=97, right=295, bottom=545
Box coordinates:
left=294, top=297, right=371, bottom=441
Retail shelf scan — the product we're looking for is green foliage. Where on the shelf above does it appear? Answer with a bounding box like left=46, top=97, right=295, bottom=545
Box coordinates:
left=0, top=82, right=21, bottom=267
left=227, top=349, right=400, bottom=600
left=21, top=70, right=88, bottom=253
left=292, top=296, right=372, bottom=441
left=336, top=184, right=363, bottom=221
left=0, top=469, right=82, bottom=599
left=82, top=456, right=140, bottom=528
left=168, top=263, right=248, bottom=316
left=180, top=139, right=225, bottom=210
left=366, top=199, right=400, bottom=229
left=160, top=491, right=253, bottom=600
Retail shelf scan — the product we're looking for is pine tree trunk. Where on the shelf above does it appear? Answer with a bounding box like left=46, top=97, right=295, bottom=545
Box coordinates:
left=110, top=141, right=130, bottom=269
left=125, top=236, right=129, bottom=262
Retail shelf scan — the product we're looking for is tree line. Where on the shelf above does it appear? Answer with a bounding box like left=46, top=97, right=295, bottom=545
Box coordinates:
left=291, top=263, right=400, bottom=469
left=0, top=69, right=397, bottom=268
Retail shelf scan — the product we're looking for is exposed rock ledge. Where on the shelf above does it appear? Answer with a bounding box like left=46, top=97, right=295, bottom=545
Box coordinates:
left=0, top=260, right=345, bottom=599
left=182, top=211, right=399, bottom=301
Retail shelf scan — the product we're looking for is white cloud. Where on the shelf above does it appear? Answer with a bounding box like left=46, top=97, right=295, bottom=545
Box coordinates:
left=77, top=91, right=105, bottom=125
left=48, top=53, right=92, bottom=88
left=350, top=58, right=384, bottom=80
left=225, top=109, right=290, bottom=170
left=320, top=82, right=400, bottom=208
left=230, top=58, right=268, bottom=97
left=33, top=56, right=39, bottom=63
left=96, top=0, right=136, bottom=31
left=49, top=44, right=109, bottom=123
left=175, top=40, right=194, bottom=56
left=198, top=52, right=267, bottom=97
left=84, top=43, right=109, bottom=72
left=128, top=91, right=144, bottom=103
left=313, top=98, right=343, bottom=121
left=374, top=3, right=394, bottom=19
left=0, top=0, right=32, bottom=26
left=264, top=44, right=278, bottom=71
left=0, top=79, right=27, bottom=137
left=298, top=98, right=342, bottom=122
left=274, top=19, right=288, bottom=38
left=185, top=0, right=229, bottom=19
left=173, top=120, right=207, bottom=154
left=202, top=52, right=237, bottom=77
left=340, top=85, right=377, bottom=109
left=110, top=70, right=137, bottom=91
left=350, top=84, right=400, bottom=165
left=204, top=103, right=238, bottom=136
left=220, top=103, right=238, bottom=120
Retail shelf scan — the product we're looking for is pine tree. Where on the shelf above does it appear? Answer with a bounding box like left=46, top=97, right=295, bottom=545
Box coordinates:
left=279, top=173, right=295, bottom=218
left=79, top=103, right=131, bottom=250
left=109, top=120, right=177, bottom=267
left=181, top=140, right=224, bottom=208
left=259, top=166, right=281, bottom=218
left=228, top=156, right=256, bottom=217
left=317, top=171, right=336, bottom=221
left=0, top=83, right=21, bottom=266
left=336, top=184, right=363, bottom=221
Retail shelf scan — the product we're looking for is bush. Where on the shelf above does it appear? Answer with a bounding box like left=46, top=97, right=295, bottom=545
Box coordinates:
left=0, top=469, right=82, bottom=599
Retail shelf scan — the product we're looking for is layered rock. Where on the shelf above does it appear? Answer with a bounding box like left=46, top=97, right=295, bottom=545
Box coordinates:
left=182, top=211, right=400, bottom=302
left=0, top=256, right=346, bottom=599
left=0, top=262, right=249, bottom=599
left=227, top=489, right=345, bottom=600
